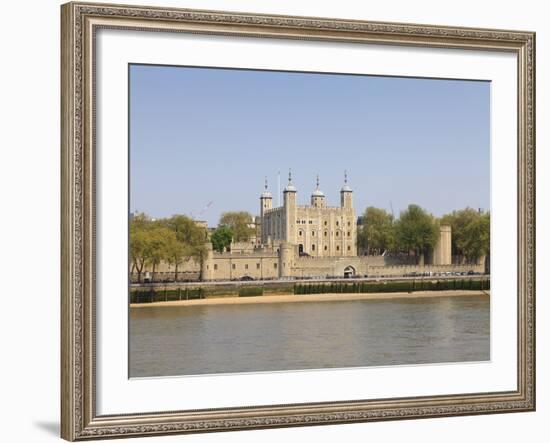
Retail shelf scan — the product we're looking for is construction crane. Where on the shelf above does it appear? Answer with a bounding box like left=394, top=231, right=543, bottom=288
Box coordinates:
left=189, top=201, right=213, bottom=221
left=198, top=201, right=213, bottom=219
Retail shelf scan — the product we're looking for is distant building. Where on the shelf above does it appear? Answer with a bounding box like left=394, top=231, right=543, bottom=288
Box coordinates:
left=193, top=220, right=208, bottom=230
left=260, top=172, right=356, bottom=257
left=199, top=172, right=468, bottom=281
left=129, top=172, right=488, bottom=283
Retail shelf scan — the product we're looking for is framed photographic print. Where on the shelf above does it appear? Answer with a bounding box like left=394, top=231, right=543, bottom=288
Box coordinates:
left=61, top=1, right=536, bottom=440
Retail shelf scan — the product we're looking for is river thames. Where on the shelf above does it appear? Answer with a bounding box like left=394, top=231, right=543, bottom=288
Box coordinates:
left=129, top=295, right=490, bottom=377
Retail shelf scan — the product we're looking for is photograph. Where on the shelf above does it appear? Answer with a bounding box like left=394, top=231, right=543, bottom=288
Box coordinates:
left=128, top=64, right=492, bottom=378
left=57, top=2, right=536, bottom=440
left=0, top=0, right=544, bottom=439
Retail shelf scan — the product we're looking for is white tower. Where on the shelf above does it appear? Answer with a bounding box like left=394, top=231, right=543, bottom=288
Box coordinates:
left=340, top=170, right=353, bottom=209
left=311, top=175, right=326, bottom=208
left=283, top=170, right=297, bottom=243
left=259, top=177, right=272, bottom=244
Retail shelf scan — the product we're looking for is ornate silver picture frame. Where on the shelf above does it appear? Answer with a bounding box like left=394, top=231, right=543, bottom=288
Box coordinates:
left=61, top=2, right=535, bottom=440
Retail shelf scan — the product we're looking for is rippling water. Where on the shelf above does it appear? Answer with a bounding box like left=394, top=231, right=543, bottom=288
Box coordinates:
left=129, top=295, right=490, bottom=377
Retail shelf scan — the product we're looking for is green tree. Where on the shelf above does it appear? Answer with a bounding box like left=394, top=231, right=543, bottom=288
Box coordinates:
left=219, top=211, right=255, bottom=242
left=440, top=207, right=478, bottom=255
left=441, top=208, right=490, bottom=262
left=357, top=207, right=395, bottom=255
left=395, top=204, right=439, bottom=258
left=164, top=215, right=208, bottom=279
left=130, top=214, right=209, bottom=283
left=129, top=212, right=151, bottom=283
left=164, top=239, right=187, bottom=282
left=211, top=225, right=234, bottom=253
left=147, top=221, right=176, bottom=283
left=461, top=213, right=490, bottom=261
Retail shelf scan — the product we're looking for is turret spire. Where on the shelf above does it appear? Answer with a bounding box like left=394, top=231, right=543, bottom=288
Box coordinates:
left=341, top=170, right=352, bottom=192
left=260, top=175, right=272, bottom=199
left=284, top=168, right=297, bottom=193
left=311, top=173, right=325, bottom=198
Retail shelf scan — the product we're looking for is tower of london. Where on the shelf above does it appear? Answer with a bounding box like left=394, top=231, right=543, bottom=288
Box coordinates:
left=259, top=172, right=357, bottom=258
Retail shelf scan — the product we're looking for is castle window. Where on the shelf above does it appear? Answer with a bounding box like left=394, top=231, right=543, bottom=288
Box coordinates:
left=347, top=246, right=351, bottom=251
left=311, top=231, right=315, bottom=236
left=324, top=231, right=328, bottom=237
left=245, top=264, right=248, bottom=270
left=256, top=263, right=260, bottom=269
left=299, top=230, right=303, bottom=236
left=336, top=221, right=339, bottom=227
left=336, top=246, right=340, bottom=251
left=309, top=220, right=312, bottom=224
left=336, top=231, right=339, bottom=237
left=232, top=264, right=236, bottom=270
left=347, top=231, right=351, bottom=237
left=274, top=263, right=277, bottom=269
left=312, top=244, right=316, bottom=251
left=324, top=221, right=328, bottom=226
left=214, top=264, right=218, bottom=270
left=348, top=221, right=351, bottom=226
left=324, top=245, right=328, bottom=251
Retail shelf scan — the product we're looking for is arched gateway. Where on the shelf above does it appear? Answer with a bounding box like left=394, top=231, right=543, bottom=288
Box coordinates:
left=344, top=266, right=356, bottom=278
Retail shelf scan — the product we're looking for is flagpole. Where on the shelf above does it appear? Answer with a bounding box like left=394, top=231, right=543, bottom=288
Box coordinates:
left=277, top=170, right=281, bottom=207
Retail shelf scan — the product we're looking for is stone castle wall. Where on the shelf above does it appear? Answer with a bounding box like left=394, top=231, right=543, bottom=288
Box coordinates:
left=361, top=255, right=418, bottom=267
left=196, top=246, right=485, bottom=281
left=131, top=243, right=485, bottom=283
left=367, top=263, right=485, bottom=277
left=130, top=216, right=485, bottom=282
left=433, top=225, right=452, bottom=265
left=290, top=256, right=367, bottom=278
left=202, top=251, right=280, bottom=281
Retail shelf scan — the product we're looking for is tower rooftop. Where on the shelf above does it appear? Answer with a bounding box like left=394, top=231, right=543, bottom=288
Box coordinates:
left=284, top=170, right=297, bottom=192
left=260, top=177, right=272, bottom=198
left=311, top=174, right=325, bottom=197
left=341, top=170, right=352, bottom=192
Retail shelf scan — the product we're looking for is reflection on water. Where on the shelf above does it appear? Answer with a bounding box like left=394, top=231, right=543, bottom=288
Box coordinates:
left=129, top=295, right=490, bottom=377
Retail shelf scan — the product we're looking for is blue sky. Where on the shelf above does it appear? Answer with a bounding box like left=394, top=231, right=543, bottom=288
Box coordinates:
left=130, top=64, right=490, bottom=227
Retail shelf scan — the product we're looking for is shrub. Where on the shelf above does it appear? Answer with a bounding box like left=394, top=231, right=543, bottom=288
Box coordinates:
left=239, top=287, right=264, bottom=297
left=290, top=278, right=489, bottom=297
